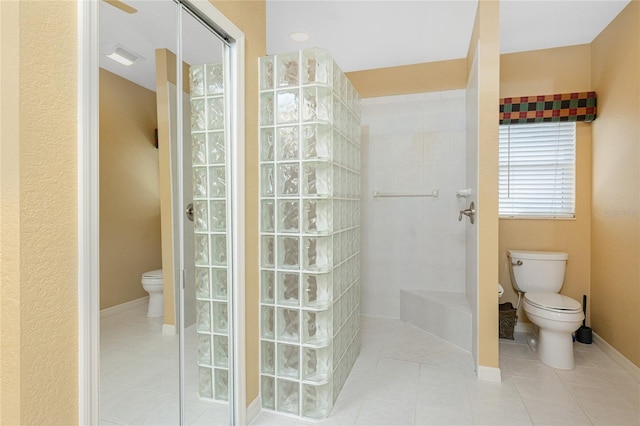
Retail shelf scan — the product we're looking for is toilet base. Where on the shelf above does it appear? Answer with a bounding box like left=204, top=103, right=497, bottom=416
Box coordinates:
left=533, top=328, right=575, bottom=370
left=147, top=293, right=164, bottom=318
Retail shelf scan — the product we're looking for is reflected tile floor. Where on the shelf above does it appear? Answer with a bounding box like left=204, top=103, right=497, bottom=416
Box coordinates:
left=252, top=316, right=639, bottom=426
left=100, top=303, right=228, bottom=426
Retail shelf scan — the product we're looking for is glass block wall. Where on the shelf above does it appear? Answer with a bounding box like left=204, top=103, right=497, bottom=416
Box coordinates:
left=258, top=48, right=361, bottom=420
left=190, top=63, right=230, bottom=402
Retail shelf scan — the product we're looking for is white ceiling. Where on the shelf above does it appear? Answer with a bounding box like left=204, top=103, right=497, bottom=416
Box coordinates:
left=100, top=0, right=631, bottom=91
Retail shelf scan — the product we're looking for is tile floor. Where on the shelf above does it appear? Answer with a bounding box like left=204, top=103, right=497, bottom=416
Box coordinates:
left=101, top=304, right=639, bottom=426
left=100, top=303, right=228, bottom=425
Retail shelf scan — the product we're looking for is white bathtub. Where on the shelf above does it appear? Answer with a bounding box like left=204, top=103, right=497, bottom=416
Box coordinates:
left=400, top=290, right=471, bottom=352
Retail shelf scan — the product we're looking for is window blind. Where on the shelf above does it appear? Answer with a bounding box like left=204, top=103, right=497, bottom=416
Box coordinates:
left=499, top=122, right=576, bottom=218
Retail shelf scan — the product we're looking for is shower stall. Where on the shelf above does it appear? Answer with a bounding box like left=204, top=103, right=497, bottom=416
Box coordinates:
left=258, top=48, right=361, bottom=419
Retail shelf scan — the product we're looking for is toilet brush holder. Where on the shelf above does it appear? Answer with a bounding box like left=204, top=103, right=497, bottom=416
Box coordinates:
left=576, top=294, right=592, bottom=344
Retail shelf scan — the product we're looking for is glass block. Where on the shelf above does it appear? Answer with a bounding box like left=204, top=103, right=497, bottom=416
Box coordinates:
left=276, top=89, right=299, bottom=124
left=207, top=131, right=225, bottom=164
left=190, top=65, right=205, bottom=97
left=260, top=56, right=275, bottom=90
left=303, top=382, right=333, bottom=419
left=302, top=124, right=332, bottom=160
left=302, top=86, right=332, bottom=122
left=193, top=167, right=207, bottom=199
left=214, top=335, right=228, bottom=368
left=214, top=369, right=229, bottom=401
left=195, top=267, right=210, bottom=299
left=197, top=301, right=211, bottom=333
left=261, top=306, right=275, bottom=339
left=303, top=236, right=332, bottom=271
left=260, top=128, right=275, bottom=161
left=195, top=234, right=209, bottom=266
left=277, top=126, right=299, bottom=161
left=261, top=235, right=275, bottom=268
left=199, top=366, right=213, bottom=399
left=260, top=164, right=274, bottom=197
left=260, top=92, right=274, bottom=126
left=277, top=272, right=299, bottom=306
left=207, top=97, right=224, bottom=130
left=261, top=376, right=275, bottom=410
left=261, top=270, right=275, bottom=303
left=208, top=166, right=226, bottom=198
left=193, top=200, right=208, bottom=232
left=278, top=200, right=299, bottom=233
left=278, top=163, right=299, bottom=196
left=197, top=333, right=212, bottom=366
left=333, top=232, right=342, bottom=264
left=261, top=341, right=275, bottom=374
left=212, top=268, right=227, bottom=300
left=206, top=63, right=224, bottom=95
left=277, top=379, right=300, bottom=415
left=277, top=343, right=300, bottom=379
left=276, top=52, right=299, bottom=87
left=302, top=345, right=332, bottom=383
left=303, top=162, right=332, bottom=197
left=209, top=200, right=226, bottom=231
left=277, top=308, right=300, bottom=342
left=191, top=98, right=206, bottom=131
left=302, top=273, right=332, bottom=309
left=277, top=236, right=299, bottom=270
left=303, top=309, right=332, bottom=346
left=261, top=199, right=275, bottom=232
left=210, top=235, right=227, bottom=266
left=192, top=133, right=206, bottom=165
left=302, top=48, right=332, bottom=85
left=212, top=302, right=228, bottom=333
left=303, top=200, right=332, bottom=233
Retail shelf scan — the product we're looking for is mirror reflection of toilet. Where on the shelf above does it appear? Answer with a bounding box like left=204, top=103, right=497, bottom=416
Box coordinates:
left=508, top=250, right=584, bottom=370
left=141, top=269, right=163, bottom=318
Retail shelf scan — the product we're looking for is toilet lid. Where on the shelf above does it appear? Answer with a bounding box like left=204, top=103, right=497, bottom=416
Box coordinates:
left=142, top=269, right=163, bottom=279
left=525, top=292, right=582, bottom=313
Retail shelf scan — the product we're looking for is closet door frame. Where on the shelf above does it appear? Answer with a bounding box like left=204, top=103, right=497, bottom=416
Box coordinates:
left=77, top=1, right=246, bottom=424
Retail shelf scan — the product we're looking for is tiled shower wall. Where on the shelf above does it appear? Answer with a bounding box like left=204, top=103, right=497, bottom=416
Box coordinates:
left=258, top=48, right=361, bottom=420
left=360, top=90, right=467, bottom=318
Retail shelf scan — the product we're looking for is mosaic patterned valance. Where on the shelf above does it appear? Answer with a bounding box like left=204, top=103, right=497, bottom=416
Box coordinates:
left=500, top=91, right=596, bottom=124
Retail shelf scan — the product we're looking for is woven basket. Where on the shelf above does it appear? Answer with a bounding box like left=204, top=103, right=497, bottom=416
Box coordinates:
left=499, top=302, right=517, bottom=340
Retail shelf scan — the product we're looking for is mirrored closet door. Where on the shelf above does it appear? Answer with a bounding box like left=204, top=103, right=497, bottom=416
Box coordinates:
left=98, top=1, right=239, bottom=424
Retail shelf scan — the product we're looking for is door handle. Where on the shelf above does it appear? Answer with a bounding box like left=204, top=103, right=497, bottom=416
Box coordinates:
left=458, top=201, right=475, bottom=224
left=185, top=203, right=194, bottom=222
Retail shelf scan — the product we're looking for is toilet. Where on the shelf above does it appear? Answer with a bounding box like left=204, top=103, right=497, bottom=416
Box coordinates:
left=141, top=269, right=163, bottom=318
left=508, top=250, right=584, bottom=370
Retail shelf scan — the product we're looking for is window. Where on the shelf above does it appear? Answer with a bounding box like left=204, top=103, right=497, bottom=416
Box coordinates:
left=499, top=122, right=576, bottom=218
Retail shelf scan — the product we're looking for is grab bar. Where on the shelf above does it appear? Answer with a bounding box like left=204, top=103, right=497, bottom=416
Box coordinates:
left=373, top=189, right=439, bottom=199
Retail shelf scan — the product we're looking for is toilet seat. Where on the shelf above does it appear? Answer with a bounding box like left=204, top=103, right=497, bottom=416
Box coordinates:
left=142, top=269, right=163, bottom=286
left=524, top=292, right=582, bottom=313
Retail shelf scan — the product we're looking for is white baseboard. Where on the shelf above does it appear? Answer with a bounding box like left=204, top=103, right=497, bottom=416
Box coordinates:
left=162, top=324, right=176, bottom=335
left=593, top=332, right=640, bottom=382
left=477, top=365, right=502, bottom=382
left=246, top=396, right=261, bottom=423
left=515, top=322, right=534, bottom=333
left=100, top=296, right=148, bottom=319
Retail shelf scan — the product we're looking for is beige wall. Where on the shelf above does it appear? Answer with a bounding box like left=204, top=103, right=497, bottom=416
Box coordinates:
left=499, top=45, right=593, bottom=324
left=590, top=1, right=639, bottom=367
left=0, top=1, right=78, bottom=424
left=100, top=69, right=162, bottom=310
left=346, top=58, right=467, bottom=98
left=470, top=0, right=501, bottom=370
left=212, top=0, right=265, bottom=405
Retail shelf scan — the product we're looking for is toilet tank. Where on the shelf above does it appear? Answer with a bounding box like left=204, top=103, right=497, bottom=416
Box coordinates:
left=507, top=250, right=568, bottom=293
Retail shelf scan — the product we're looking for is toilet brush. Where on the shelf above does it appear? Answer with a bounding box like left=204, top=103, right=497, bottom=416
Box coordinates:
left=576, top=294, right=592, bottom=344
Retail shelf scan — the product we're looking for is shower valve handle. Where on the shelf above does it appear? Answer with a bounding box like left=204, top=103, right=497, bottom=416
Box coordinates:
left=458, top=201, right=475, bottom=224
